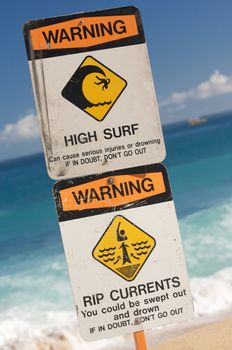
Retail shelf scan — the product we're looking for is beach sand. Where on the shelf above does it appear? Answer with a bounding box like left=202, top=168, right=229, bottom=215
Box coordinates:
left=4, top=315, right=232, bottom=349
left=155, top=317, right=232, bottom=350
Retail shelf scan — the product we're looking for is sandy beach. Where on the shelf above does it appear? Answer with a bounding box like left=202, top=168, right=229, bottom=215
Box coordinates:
left=155, top=317, right=232, bottom=350
left=4, top=315, right=231, bottom=350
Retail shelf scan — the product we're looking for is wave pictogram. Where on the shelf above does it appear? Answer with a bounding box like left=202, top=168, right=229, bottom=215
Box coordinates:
left=131, top=240, right=148, bottom=246
left=99, top=247, right=116, bottom=253
left=98, top=252, right=115, bottom=258
left=103, top=257, right=115, bottom=262
left=89, top=100, right=112, bottom=107
left=136, top=251, right=148, bottom=256
left=134, top=245, right=151, bottom=251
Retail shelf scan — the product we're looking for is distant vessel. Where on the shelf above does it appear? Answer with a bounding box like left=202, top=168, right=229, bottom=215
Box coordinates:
left=188, top=117, right=208, bottom=126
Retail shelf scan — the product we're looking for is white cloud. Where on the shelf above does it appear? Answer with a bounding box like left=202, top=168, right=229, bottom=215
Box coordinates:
left=160, top=70, right=232, bottom=108
left=0, top=113, right=40, bottom=143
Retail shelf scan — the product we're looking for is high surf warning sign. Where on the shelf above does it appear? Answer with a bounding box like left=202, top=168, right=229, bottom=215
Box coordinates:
left=53, top=164, right=193, bottom=341
left=24, top=6, right=166, bottom=180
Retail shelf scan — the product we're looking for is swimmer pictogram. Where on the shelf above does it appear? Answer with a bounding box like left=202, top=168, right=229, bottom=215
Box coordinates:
left=92, top=215, right=156, bottom=281
left=62, top=56, right=127, bottom=121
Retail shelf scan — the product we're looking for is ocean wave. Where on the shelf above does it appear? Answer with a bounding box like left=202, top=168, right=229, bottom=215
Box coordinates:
left=181, top=200, right=232, bottom=316
left=0, top=316, right=132, bottom=350
left=180, top=199, right=232, bottom=277
left=191, top=267, right=232, bottom=316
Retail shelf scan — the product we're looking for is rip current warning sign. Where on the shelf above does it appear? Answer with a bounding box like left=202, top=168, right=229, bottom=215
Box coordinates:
left=24, top=6, right=166, bottom=180
left=53, top=164, right=193, bottom=341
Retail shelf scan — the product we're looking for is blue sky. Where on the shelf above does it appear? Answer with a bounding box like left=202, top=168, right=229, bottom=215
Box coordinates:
left=1, top=0, right=232, bottom=160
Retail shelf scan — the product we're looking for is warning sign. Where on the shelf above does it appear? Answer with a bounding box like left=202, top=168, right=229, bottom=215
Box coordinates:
left=93, top=216, right=155, bottom=281
left=53, top=164, right=193, bottom=341
left=24, top=6, right=166, bottom=180
left=62, top=56, right=127, bottom=121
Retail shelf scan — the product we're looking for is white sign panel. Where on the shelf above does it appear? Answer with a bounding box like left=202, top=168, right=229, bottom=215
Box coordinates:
left=24, top=7, right=166, bottom=179
left=53, top=164, right=193, bottom=340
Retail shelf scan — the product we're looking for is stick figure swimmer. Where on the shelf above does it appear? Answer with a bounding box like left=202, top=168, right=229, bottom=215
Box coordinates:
left=117, top=222, right=128, bottom=241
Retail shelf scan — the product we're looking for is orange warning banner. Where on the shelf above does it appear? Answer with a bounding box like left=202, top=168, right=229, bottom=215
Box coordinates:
left=30, top=15, right=138, bottom=50
left=59, top=172, right=166, bottom=211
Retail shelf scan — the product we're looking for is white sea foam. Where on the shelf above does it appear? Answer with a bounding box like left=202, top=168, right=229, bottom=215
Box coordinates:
left=0, top=316, right=133, bottom=350
left=191, top=268, right=232, bottom=316
left=180, top=201, right=232, bottom=315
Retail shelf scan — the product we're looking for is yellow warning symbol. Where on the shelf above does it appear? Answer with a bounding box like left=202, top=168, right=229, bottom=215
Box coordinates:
left=62, top=56, right=127, bottom=121
left=92, top=216, right=156, bottom=281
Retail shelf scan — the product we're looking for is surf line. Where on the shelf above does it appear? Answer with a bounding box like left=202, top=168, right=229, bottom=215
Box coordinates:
left=89, top=100, right=112, bottom=107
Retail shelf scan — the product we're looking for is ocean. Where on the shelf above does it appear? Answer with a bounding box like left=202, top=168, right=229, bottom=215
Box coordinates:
left=0, top=111, right=232, bottom=348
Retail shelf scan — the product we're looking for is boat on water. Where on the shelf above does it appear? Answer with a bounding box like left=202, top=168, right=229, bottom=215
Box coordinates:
left=188, top=117, right=208, bottom=126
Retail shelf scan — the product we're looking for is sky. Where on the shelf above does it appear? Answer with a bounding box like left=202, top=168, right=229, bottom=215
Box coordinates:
left=1, top=0, right=232, bottom=160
